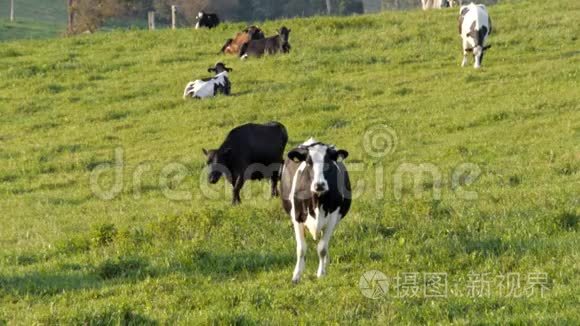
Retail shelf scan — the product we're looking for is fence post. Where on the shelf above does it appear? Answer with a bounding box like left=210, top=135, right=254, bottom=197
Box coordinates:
left=171, top=5, right=177, bottom=30
left=67, top=0, right=75, bottom=34
left=10, top=0, right=14, bottom=22
left=148, top=11, right=155, bottom=30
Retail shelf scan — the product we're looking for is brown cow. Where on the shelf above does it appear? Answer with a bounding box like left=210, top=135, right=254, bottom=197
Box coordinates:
left=219, top=26, right=265, bottom=55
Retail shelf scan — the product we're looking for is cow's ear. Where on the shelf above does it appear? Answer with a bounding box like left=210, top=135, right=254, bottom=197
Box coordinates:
left=288, top=148, right=307, bottom=162
left=208, top=68, right=215, bottom=73
left=336, top=149, right=349, bottom=161
left=202, top=148, right=209, bottom=156
left=225, top=67, right=233, bottom=72
left=329, top=149, right=349, bottom=161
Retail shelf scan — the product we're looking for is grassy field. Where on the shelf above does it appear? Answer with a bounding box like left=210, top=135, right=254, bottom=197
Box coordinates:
left=0, top=0, right=66, bottom=41
left=0, top=0, right=579, bottom=324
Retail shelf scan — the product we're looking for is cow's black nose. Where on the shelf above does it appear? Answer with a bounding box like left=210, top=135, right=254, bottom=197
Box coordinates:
left=315, top=183, right=326, bottom=192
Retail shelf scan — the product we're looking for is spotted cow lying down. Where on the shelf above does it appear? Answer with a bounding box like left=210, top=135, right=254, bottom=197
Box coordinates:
left=183, top=62, right=232, bottom=99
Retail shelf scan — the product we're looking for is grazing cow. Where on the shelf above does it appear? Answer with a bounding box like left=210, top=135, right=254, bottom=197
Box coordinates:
left=421, top=0, right=450, bottom=10
left=219, top=26, right=265, bottom=55
left=203, top=122, right=288, bottom=205
left=281, top=138, right=351, bottom=283
left=183, top=62, right=232, bottom=99
left=459, top=3, right=492, bottom=68
left=195, top=11, right=220, bottom=29
left=239, top=26, right=291, bottom=59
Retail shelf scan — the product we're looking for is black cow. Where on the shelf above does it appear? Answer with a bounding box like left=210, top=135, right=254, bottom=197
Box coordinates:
left=203, top=122, right=288, bottom=205
left=239, top=26, right=291, bottom=59
left=195, top=11, right=220, bottom=29
left=280, top=138, right=351, bottom=283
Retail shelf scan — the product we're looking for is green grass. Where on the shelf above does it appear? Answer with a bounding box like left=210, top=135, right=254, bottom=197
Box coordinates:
left=0, top=0, right=66, bottom=41
left=0, top=0, right=579, bottom=324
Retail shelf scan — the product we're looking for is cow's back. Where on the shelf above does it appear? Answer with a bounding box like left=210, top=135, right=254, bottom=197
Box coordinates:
left=461, top=4, right=489, bottom=32
left=221, top=122, right=287, bottom=165
left=228, top=33, right=250, bottom=54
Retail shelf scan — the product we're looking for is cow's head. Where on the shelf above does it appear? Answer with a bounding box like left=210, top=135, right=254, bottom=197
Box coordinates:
left=208, top=62, right=232, bottom=74
left=246, top=26, right=265, bottom=40
left=288, top=139, right=348, bottom=195
left=278, top=26, right=291, bottom=44
left=197, top=11, right=205, bottom=20
left=203, top=147, right=231, bottom=184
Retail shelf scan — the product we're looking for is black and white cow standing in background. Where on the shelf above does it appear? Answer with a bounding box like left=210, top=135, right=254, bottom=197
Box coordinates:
left=203, top=122, right=288, bottom=205
left=195, top=11, right=220, bottom=29
left=183, top=62, right=232, bottom=99
left=281, top=138, right=351, bottom=283
left=421, top=0, right=450, bottom=10
left=459, top=3, right=492, bottom=69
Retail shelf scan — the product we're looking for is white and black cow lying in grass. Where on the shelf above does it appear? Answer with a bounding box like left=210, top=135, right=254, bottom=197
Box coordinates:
left=183, top=62, right=232, bottom=99
left=458, top=3, right=492, bottom=69
left=281, top=138, right=351, bottom=283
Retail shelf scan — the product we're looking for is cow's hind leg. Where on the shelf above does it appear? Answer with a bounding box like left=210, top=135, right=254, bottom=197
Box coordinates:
left=232, top=176, right=244, bottom=205
left=292, top=222, right=307, bottom=284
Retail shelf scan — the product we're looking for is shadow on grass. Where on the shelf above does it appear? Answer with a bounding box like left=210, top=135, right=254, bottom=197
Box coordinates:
left=190, top=249, right=293, bottom=277
left=0, top=271, right=102, bottom=296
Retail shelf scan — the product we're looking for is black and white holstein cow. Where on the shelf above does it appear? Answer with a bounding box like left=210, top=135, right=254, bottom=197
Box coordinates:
left=458, top=3, right=492, bottom=69
left=239, top=26, right=291, bottom=59
left=421, top=0, right=451, bottom=10
left=203, top=122, right=288, bottom=205
left=281, top=138, right=351, bottom=283
left=195, top=11, right=220, bottom=29
left=183, top=62, right=232, bottom=99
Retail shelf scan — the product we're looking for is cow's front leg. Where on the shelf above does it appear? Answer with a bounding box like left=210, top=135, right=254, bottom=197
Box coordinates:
left=292, top=222, right=306, bottom=284
left=317, top=213, right=338, bottom=278
left=474, top=49, right=482, bottom=69
left=232, top=175, right=244, bottom=205
left=461, top=40, right=469, bottom=67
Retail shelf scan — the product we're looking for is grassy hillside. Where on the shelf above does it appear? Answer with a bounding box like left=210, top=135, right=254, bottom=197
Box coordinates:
left=0, top=0, right=66, bottom=41
left=0, top=0, right=578, bottom=324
